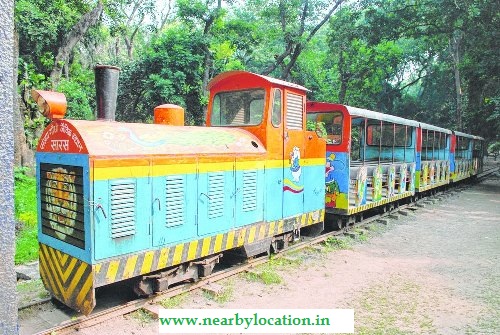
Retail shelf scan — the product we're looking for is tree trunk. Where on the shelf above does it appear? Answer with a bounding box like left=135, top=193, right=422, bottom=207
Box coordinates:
left=50, top=1, right=104, bottom=88
left=451, top=32, right=463, bottom=131
left=201, top=0, right=222, bottom=95
left=13, top=29, right=34, bottom=170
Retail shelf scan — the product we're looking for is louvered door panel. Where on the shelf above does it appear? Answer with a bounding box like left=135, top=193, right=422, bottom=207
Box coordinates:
left=165, top=176, right=185, bottom=227
left=110, top=182, right=136, bottom=238
left=208, top=172, right=225, bottom=219
left=242, top=170, right=257, bottom=212
left=286, top=93, right=303, bottom=130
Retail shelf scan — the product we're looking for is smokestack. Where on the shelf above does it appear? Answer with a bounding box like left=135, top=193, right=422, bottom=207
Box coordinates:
left=94, top=65, right=120, bottom=121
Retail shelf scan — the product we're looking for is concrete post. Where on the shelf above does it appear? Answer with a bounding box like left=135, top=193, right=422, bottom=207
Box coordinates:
left=0, top=0, right=18, bottom=333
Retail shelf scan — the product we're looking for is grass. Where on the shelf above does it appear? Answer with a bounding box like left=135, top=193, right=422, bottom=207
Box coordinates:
left=322, top=237, right=352, bottom=251
left=17, top=279, right=50, bottom=306
left=203, top=280, right=234, bottom=304
left=159, top=293, right=189, bottom=309
left=245, top=269, right=283, bottom=285
left=16, top=278, right=45, bottom=293
left=267, top=254, right=303, bottom=268
left=352, top=276, right=437, bottom=335
left=464, top=275, right=500, bottom=334
left=129, top=308, right=155, bottom=326
left=14, top=172, right=39, bottom=264
left=242, top=254, right=304, bottom=285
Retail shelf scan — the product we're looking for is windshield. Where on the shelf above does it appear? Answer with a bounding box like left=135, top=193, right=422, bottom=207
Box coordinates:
left=211, top=89, right=265, bottom=126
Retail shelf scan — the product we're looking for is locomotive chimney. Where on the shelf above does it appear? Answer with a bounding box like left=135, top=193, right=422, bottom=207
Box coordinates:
left=94, top=65, right=120, bottom=121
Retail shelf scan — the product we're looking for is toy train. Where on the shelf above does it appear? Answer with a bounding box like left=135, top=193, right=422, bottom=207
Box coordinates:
left=34, top=66, right=484, bottom=314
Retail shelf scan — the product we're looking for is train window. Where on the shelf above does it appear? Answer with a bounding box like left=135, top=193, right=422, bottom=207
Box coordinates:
left=394, top=125, right=411, bottom=146
left=458, top=137, right=470, bottom=150
left=367, top=124, right=381, bottom=146
left=306, top=111, right=343, bottom=144
left=211, top=89, right=265, bottom=126
left=350, top=124, right=362, bottom=160
left=272, top=89, right=282, bottom=127
left=367, top=123, right=409, bottom=147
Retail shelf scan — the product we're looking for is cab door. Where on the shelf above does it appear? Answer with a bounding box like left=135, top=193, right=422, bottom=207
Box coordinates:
left=283, top=91, right=305, bottom=218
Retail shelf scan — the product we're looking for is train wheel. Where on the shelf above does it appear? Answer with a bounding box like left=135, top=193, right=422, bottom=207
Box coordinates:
left=336, top=218, right=343, bottom=230
left=301, top=222, right=324, bottom=237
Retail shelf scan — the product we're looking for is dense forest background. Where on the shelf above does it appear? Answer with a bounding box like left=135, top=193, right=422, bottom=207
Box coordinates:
left=14, top=0, right=499, bottom=167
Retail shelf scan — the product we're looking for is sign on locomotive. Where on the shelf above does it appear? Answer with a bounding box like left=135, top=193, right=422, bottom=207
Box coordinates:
left=34, top=67, right=484, bottom=314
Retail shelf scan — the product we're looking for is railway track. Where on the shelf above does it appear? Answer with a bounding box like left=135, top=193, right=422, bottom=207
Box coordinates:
left=23, top=165, right=499, bottom=335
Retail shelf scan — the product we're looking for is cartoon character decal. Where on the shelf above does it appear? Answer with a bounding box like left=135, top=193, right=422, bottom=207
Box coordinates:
left=290, top=146, right=302, bottom=182
left=372, top=165, right=383, bottom=202
left=441, top=161, right=448, bottom=181
left=409, top=163, right=416, bottom=192
left=44, top=167, right=78, bottom=241
left=324, top=152, right=349, bottom=209
left=283, top=146, right=304, bottom=194
left=355, top=166, right=367, bottom=207
left=422, top=162, right=428, bottom=187
left=387, top=165, right=396, bottom=197
left=435, top=161, right=441, bottom=183
left=399, top=163, right=408, bottom=193
left=429, top=161, right=435, bottom=184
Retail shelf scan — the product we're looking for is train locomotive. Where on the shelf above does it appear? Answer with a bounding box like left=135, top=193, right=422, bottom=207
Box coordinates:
left=34, top=67, right=484, bottom=314
left=35, top=68, right=326, bottom=314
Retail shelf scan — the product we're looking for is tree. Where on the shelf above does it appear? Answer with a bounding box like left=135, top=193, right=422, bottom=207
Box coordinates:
left=246, top=0, right=343, bottom=79
left=117, top=26, right=206, bottom=125
left=361, top=0, right=499, bottom=136
left=105, top=0, right=158, bottom=60
left=50, top=1, right=104, bottom=88
left=177, top=0, right=226, bottom=94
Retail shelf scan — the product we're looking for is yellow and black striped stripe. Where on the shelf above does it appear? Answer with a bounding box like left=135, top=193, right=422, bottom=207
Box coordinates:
left=417, top=178, right=450, bottom=192
left=39, top=243, right=95, bottom=315
left=94, top=209, right=324, bottom=287
left=346, top=192, right=413, bottom=215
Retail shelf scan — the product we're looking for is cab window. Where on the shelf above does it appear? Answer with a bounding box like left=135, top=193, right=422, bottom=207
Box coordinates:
left=211, top=89, right=265, bottom=126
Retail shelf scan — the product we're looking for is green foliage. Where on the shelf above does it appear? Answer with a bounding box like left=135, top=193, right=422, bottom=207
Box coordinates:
left=245, top=270, right=282, bottom=285
left=159, top=293, right=188, bottom=309
left=58, top=78, right=94, bottom=120
left=117, top=25, right=206, bottom=124
left=13, top=0, right=500, bottom=160
left=306, top=120, right=327, bottom=138
left=14, top=172, right=37, bottom=226
left=15, top=226, right=39, bottom=265
left=15, top=0, right=91, bottom=75
left=488, top=142, right=500, bottom=156
left=14, top=170, right=38, bottom=264
left=203, top=282, right=234, bottom=304
left=323, top=237, right=352, bottom=251
left=129, top=308, right=155, bottom=325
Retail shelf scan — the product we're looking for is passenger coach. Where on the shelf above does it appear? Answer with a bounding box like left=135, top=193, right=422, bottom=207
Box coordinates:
left=415, top=123, right=452, bottom=193
left=306, top=102, right=418, bottom=224
left=450, top=131, right=484, bottom=182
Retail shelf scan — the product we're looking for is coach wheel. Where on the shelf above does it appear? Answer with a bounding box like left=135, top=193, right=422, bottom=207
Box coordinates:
left=336, top=218, right=343, bottom=230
